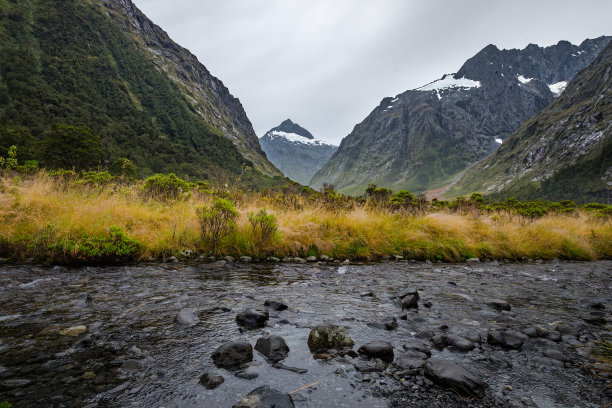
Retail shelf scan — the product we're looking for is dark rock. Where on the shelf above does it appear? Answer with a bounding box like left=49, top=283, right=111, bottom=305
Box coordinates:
left=235, top=371, right=259, bottom=380
left=307, top=325, right=354, bottom=351
left=358, top=341, right=394, bottom=362
left=239, top=256, right=252, bottom=263
left=199, top=373, right=224, bottom=389
left=271, top=363, right=307, bottom=374
left=394, top=350, right=428, bottom=373
left=235, top=385, right=295, bottom=408
left=523, top=327, right=538, bottom=338
left=487, top=330, right=528, bottom=349
left=403, top=340, right=431, bottom=356
left=424, top=358, right=485, bottom=398
left=444, top=334, right=475, bottom=352
left=588, top=301, right=605, bottom=309
left=0, top=379, right=31, bottom=390
left=354, top=359, right=387, bottom=373
left=264, top=300, right=288, bottom=311
left=122, top=359, right=143, bottom=371
left=212, top=341, right=253, bottom=369
left=255, top=335, right=290, bottom=362
left=532, top=356, right=565, bottom=368
left=423, top=300, right=433, bottom=308
left=487, top=299, right=511, bottom=311
left=175, top=308, right=200, bottom=327
left=584, top=316, right=607, bottom=325
left=236, top=309, right=269, bottom=329
left=415, top=330, right=434, bottom=339
left=397, top=289, right=420, bottom=309
left=367, top=316, right=397, bottom=331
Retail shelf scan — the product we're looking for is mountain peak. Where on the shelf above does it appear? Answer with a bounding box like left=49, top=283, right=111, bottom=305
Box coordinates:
left=271, top=119, right=314, bottom=139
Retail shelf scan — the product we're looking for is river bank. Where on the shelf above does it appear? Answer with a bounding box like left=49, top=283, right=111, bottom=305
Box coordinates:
left=1, top=174, right=611, bottom=265
left=0, top=260, right=610, bottom=407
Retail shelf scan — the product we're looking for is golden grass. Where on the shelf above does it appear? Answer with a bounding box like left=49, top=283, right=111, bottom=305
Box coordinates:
left=1, top=173, right=611, bottom=263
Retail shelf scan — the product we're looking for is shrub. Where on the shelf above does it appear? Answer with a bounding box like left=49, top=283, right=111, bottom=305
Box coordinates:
left=2, top=145, right=18, bottom=170
left=196, top=198, right=238, bottom=253
left=366, top=184, right=393, bottom=204
left=143, top=173, right=191, bottom=201
left=77, top=171, right=114, bottom=187
left=389, top=190, right=417, bottom=209
left=109, top=158, right=137, bottom=180
left=248, top=208, right=278, bottom=244
left=58, top=226, right=141, bottom=264
left=16, top=160, right=39, bottom=174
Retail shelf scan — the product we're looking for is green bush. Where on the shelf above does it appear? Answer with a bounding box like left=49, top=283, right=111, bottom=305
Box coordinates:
left=389, top=190, right=417, bottom=209
left=109, top=158, right=138, bottom=180
left=196, top=198, right=238, bottom=253
left=248, top=208, right=278, bottom=244
left=143, top=173, right=191, bottom=201
left=58, top=226, right=141, bottom=264
left=2, top=145, right=18, bottom=170
left=77, top=171, right=114, bottom=187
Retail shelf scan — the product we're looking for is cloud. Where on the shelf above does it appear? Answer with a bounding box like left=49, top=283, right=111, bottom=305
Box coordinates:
left=135, top=0, right=612, bottom=144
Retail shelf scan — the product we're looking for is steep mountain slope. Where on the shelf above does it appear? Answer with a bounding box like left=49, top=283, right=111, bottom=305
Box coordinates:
left=310, top=37, right=611, bottom=195
left=0, top=0, right=280, bottom=181
left=259, top=119, right=337, bottom=185
left=451, top=41, right=612, bottom=203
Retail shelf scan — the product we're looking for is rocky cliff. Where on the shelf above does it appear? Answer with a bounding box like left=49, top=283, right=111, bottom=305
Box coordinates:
left=451, top=40, right=612, bottom=203
left=310, top=37, right=611, bottom=195
left=259, top=119, right=337, bottom=185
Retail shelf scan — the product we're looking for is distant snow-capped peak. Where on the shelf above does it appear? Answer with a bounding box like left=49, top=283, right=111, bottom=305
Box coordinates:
left=267, top=130, right=336, bottom=147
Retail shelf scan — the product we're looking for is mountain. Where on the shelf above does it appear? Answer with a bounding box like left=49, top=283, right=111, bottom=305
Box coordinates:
left=259, top=119, right=337, bottom=185
left=450, top=40, right=612, bottom=204
left=310, top=37, right=611, bottom=195
left=0, top=0, right=281, bottom=183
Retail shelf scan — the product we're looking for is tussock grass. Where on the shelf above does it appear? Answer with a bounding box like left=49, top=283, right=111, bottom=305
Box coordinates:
left=1, top=173, right=610, bottom=264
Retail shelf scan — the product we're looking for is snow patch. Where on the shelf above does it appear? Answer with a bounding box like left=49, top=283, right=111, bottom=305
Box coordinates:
left=495, top=138, right=503, bottom=144
left=416, top=74, right=481, bottom=92
left=548, top=81, right=567, bottom=97
left=268, top=131, right=336, bottom=147
left=517, top=75, right=533, bottom=84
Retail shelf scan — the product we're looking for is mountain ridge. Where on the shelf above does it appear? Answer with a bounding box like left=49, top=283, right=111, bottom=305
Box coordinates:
left=310, top=36, right=611, bottom=195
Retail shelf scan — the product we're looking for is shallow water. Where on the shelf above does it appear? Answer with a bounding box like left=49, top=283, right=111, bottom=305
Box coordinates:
left=0, top=260, right=610, bottom=407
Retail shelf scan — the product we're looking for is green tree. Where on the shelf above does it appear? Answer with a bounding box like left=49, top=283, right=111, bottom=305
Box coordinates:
left=41, top=124, right=103, bottom=170
left=109, top=157, right=138, bottom=180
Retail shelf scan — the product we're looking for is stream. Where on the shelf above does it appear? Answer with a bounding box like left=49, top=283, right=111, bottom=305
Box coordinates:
left=0, top=260, right=610, bottom=407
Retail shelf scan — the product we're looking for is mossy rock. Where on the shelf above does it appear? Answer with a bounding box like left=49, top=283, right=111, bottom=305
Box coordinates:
left=307, top=325, right=354, bottom=351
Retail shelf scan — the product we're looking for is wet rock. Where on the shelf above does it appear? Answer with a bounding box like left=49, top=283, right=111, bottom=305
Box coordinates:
left=199, top=373, right=224, bottom=389
left=423, top=300, right=433, bottom=308
left=424, top=358, right=485, bottom=398
left=444, top=334, right=475, bottom=352
left=588, top=301, right=605, bottom=309
left=523, top=327, right=538, bottom=338
left=240, top=256, right=252, bottom=263
left=584, top=316, right=607, bottom=325
left=487, top=330, right=528, bottom=350
left=367, top=316, right=397, bottom=331
left=394, top=350, right=428, bottom=373
left=354, top=359, right=387, bottom=373
left=397, top=288, right=420, bottom=309
left=271, top=363, right=307, bottom=374
left=293, top=257, right=307, bottom=264
left=307, top=325, right=354, bottom=351
left=358, top=341, right=394, bottom=362
left=235, top=385, right=295, bottom=408
left=224, top=256, right=234, bottom=263
left=266, top=257, right=280, bottom=262
left=465, top=258, right=480, bottom=265
left=543, top=349, right=567, bottom=362
left=167, top=256, right=178, bottom=263
left=59, top=325, right=87, bottom=337
left=264, top=300, right=288, bottom=311
left=235, top=371, right=259, bottom=380
left=403, top=340, right=431, bottom=356
left=306, top=256, right=317, bottom=262
left=342, top=259, right=350, bottom=265
left=175, top=308, right=199, bottom=327
left=255, top=335, right=289, bottom=362
left=212, top=341, right=253, bottom=369
left=236, top=309, right=269, bottom=329
left=320, top=255, right=330, bottom=261
left=122, top=359, right=143, bottom=371
left=532, top=356, right=564, bottom=368
left=1, top=379, right=31, bottom=390
left=415, top=329, right=435, bottom=339
left=360, top=290, right=374, bottom=297
left=487, top=299, right=511, bottom=311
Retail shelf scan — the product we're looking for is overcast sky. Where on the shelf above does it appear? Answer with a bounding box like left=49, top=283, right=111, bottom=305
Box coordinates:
left=134, top=0, right=611, bottom=145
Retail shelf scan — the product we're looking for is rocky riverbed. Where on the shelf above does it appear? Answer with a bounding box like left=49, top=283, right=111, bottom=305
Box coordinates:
left=0, top=260, right=610, bottom=407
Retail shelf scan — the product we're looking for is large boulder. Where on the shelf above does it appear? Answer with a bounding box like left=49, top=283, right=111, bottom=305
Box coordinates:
left=236, top=309, right=269, bottom=329
left=357, top=341, right=394, bottom=362
left=397, top=288, right=420, bottom=309
left=487, top=330, right=528, bottom=350
left=424, top=358, right=485, bottom=398
left=307, top=325, right=354, bottom=351
left=175, top=308, right=200, bottom=327
left=255, top=335, right=290, bottom=362
left=235, top=385, right=295, bottom=408
left=212, top=341, right=253, bottom=369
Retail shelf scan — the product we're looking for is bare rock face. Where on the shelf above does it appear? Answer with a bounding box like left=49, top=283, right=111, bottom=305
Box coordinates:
left=310, top=36, right=611, bottom=195
left=424, top=358, right=485, bottom=398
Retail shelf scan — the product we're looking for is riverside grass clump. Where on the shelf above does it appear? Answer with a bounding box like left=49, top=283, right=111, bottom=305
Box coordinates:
left=0, top=172, right=611, bottom=264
